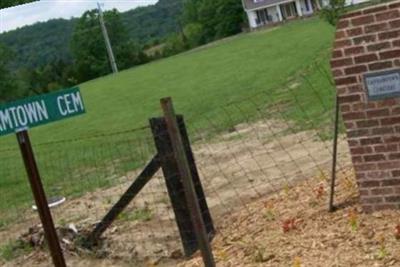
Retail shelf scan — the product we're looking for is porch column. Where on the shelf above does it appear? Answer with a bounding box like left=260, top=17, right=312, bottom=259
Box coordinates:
left=246, top=10, right=258, bottom=29
left=276, top=5, right=283, bottom=21
left=308, top=0, right=314, bottom=12
left=295, top=0, right=303, bottom=16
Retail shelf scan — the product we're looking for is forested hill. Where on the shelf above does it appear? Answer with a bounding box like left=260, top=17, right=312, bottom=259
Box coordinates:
left=0, top=0, right=183, bottom=69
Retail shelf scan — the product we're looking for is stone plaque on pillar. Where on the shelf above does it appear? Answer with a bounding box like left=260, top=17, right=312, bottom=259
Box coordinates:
left=331, top=1, right=400, bottom=212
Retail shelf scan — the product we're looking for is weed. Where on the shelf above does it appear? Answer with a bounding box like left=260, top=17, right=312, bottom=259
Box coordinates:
left=263, top=201, right=276, bottom=221
left=0, top=220, right=6, bottom=231
left=348, top=209, right=359, bottom=232
left=376, top=235, right=388, bottom=260
left=118, top=207, right=152, bottom=222
left=0, top=240, right=33, bottom=261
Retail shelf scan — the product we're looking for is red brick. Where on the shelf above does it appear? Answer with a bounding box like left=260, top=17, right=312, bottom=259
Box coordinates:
left=374, top=204, right=397, bottom=211
left=363, top=196, right=383, bottom=203
left=384, top=135, right=400, bottom=143
left=385, top=195, right=400, bottom=202
left=393, top=39, right=400, bottom=47
left=335, top=76, right=357, bottom=86
left=379, top=30, right=400, bottom=40
left=365, top=22, right=389, bottom=33
left=367, top=41, right=391, bottom=51
left=359, top=189, right=370, bottom=196
left=365, top=171, right=390, bottom=179
left=360, top=180, right=380, bottom=187
left=330, top=58, right=353, bottom=68
left=351, top=146, right=373, bottom=154
left=357, top=119, right=379, bottom=128
left=369, top=61, right=393, bottom=70
left=348, top=85, right=363, bottom=93
left=375, top=144, right=398, bottom=153
left=371, top=187, right=393, bottom=195
left=363, top=5, right=388, bottom=15
left=345, top=65, right=367, bottom=75
left=372, top=127, right=394, bottom=135
left=355, top=163, right=377, bottom=171
left=389, top=2, right=400, bottom=8
left=334, top=39, right=352, bottom=48
left=352, top=15, right=375, bottom=26
left=360, top=137, right=383, bottom=145
left=347, top=27, right=363, bottom=36
left=341, top=104, right=351, bottom=112
left=347, top=128, right=369, bottom=137
left=389, top=19, right=400, bottom=28
left=366, top=108, right=390, bottom=118
left=353, top=155, right=363, bottom=163
left=364, top=154, right=386, bottom=162
left=336, top=30, right=346, bottom=39
left=354, top=34, right=377, bottom=45
left=332, top=69, right=344, bottom=78
left=379, top=49, right=400, bottom=59
left=381, top=116, right=400, bottom=125
left=392, top=170, right=400, bottom=177
left=389, top=153, right=400, bottom=160
left=378, top=161, right=400, bottom=170
left=348, top=140, right=359, bottom=147
left=332, top=49, right=343, bottom=58
left=377, top=98, right=398, bottom=107
left=376, top=10, right=400, bottom=21
left=337, top=19, right=350, bottom=29
left=355, top=53, right=378, bottom=63
left=344, top=46, right=365, bottom=55
left=343, top=111, right=366, bottom=120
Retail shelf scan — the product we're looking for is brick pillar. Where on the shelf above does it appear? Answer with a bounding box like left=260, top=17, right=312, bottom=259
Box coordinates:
left=331, top=1, right=400, bottom=212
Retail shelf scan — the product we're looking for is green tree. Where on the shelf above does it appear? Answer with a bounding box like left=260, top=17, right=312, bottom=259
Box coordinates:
left=71, top=8, right=147, bottom=82
left=0, top=44, right=19, bottom=103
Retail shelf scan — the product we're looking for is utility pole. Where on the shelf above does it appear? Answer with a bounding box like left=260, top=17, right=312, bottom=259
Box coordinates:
left=97, top=2, right=118, bottom=73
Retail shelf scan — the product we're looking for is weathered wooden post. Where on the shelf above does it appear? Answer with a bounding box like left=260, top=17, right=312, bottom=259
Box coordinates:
left=331, top=1, right=400, bottom=212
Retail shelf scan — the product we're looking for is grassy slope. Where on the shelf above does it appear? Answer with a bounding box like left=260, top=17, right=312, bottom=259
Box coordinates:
left=0, top=18, right=336, bottom=224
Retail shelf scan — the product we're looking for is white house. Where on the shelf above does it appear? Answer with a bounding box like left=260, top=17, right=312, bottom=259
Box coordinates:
left=242, top=0, right=369, bottom=29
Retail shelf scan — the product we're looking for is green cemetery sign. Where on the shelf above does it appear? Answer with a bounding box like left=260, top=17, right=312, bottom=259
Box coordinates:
left=0, top=87, right=85, bottom=136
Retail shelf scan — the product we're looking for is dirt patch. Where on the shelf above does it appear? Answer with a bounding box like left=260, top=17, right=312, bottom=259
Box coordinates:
left=0, top=119, right=351, bottom=266
left=180, top=168, right=400, bottom=267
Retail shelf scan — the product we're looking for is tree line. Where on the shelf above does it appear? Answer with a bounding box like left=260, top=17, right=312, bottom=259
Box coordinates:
left=0, top=0, right=245, bottom=103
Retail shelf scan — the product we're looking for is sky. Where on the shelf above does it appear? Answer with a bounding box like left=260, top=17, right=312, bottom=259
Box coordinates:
left=0, top=0, right=158, bottom=33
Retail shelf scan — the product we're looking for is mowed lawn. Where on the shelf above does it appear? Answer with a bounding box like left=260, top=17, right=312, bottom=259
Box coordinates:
left=0, top=18, right=336, bottom=226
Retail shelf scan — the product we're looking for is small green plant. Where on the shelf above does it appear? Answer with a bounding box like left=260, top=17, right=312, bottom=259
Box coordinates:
left=0, top=220, right=6, bottom=231
left=118, top=208, right=152, bottom=222
left=263, top=201, right=276, bottom=221
left=376, top=235, right=388, bottom=260
left=0, top=240, right=33, bottom=261
left=320, top=0, right=346, bottom=26
left=348, top=209, right=359, bottom=232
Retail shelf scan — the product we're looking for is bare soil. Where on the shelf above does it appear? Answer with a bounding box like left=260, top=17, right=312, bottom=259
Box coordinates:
left=0, top=119, right=352, bottom=266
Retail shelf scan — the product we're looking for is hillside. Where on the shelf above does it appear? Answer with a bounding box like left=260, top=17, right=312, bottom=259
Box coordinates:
left=0, top=0, right=183, bottom=69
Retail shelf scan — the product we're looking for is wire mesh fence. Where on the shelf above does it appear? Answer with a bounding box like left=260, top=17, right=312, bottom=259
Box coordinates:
left=0, top=61, right=357, bottom=266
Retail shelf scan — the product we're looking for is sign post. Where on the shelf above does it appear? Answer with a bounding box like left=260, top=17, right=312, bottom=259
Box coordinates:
left=16, top=130, right=66, bottom=267
left=0, top=87, right=86, bottom=267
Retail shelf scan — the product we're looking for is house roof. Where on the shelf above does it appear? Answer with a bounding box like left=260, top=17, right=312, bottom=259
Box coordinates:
left=242, top=0, right=286, bottom=10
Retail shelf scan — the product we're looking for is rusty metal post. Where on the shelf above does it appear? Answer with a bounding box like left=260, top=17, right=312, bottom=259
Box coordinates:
left=329, top=96, right=340, bottom=212
left=16, top=131, right=66, bottom=267
left=160, top=97, right=215, bottom=267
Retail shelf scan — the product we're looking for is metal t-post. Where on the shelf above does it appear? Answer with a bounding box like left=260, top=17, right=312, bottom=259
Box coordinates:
left=16, top=131, right=66, bottom=267
left=329, top=96, right=340, bottom=212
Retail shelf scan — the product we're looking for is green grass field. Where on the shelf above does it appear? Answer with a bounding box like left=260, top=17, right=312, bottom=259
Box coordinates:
left=0, top=18, right=336, bottom=226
